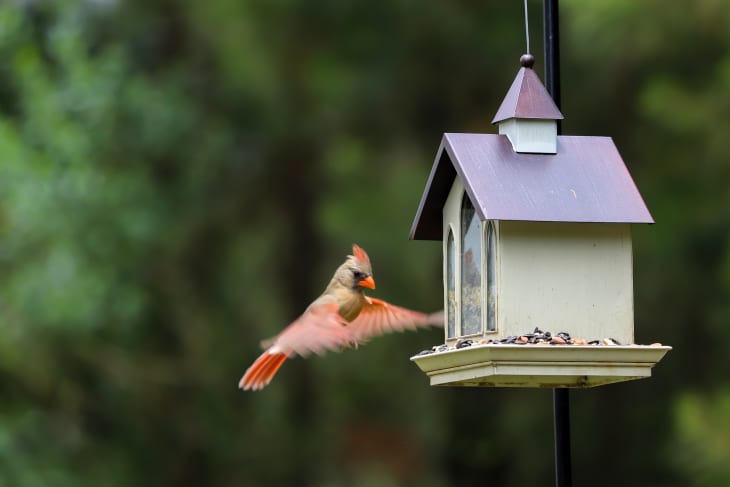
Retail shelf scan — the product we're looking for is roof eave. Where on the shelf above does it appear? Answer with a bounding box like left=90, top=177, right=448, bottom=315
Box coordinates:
left=409, top=137, right=456, bottom=241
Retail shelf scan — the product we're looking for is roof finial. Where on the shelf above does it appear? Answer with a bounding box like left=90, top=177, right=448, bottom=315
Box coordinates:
left=520, top=53, right=535, bottom=69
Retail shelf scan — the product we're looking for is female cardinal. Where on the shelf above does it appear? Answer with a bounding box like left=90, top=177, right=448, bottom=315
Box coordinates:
left=239, top=244, right=442, bottom=391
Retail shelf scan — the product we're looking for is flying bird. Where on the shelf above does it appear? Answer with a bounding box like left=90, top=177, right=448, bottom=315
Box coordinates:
left=239, top=244, right=443, bottom=391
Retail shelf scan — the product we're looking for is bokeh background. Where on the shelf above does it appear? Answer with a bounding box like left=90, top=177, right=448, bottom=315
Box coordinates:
left=0, top=1, right=728, bottom=486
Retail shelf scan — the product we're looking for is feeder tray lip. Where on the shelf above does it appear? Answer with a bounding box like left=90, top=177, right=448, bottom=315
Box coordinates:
left=410, top=344, right=671, bottom=389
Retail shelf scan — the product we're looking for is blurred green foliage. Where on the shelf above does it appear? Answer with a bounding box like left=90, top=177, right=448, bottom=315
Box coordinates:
left=0, top=0, right=727, bottom=486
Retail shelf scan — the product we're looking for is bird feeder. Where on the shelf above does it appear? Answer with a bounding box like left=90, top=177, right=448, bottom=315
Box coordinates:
left=409, top=56, right=670, bottom=388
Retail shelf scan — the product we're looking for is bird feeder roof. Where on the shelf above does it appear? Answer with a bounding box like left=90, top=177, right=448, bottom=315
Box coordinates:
left=492, top=63, right=564, bottom=124
left=409, top=133, right=654, bottom=240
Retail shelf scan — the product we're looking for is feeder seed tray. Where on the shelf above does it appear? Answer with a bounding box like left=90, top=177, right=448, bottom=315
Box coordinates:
left=411, top=342, right=671, bottom=388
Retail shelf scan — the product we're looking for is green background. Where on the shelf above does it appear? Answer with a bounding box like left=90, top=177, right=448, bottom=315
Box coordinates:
left=0, top=1, right=727, bottom=486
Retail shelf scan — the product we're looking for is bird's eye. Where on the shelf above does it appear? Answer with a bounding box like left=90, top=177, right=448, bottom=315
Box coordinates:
left=352, top=270, right=366, bottom=280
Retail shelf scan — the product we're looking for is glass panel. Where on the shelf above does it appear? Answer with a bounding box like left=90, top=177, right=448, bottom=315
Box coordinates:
left=461, top=195, right=482, bottom=335
left=446, top=230, right=456, bottom=339
left=486, top=221, right=496, bottom=331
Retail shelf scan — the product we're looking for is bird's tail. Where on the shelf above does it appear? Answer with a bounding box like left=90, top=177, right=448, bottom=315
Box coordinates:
left=239, top=351, right=288, bottom=391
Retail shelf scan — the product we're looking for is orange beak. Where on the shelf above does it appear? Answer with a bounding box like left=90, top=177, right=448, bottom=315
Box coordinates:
left=358, top=275, right=376, bottom=289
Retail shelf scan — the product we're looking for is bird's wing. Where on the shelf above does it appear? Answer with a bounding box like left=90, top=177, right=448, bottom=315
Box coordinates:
left=348, top=297, right=443, bottom=343
left=265, top=301, right=357, bottom=358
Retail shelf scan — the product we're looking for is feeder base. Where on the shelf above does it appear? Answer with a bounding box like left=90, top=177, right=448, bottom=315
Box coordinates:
left=410, top=344, right=671, bottom=388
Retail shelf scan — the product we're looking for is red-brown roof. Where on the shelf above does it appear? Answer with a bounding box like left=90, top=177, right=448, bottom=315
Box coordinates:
left=410, top=133, right=654, bottom=241
left=492, top=66, right=564, bottom=124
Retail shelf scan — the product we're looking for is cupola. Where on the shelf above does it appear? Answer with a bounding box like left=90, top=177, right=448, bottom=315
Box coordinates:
left=492, top=54, right=564, bottom=154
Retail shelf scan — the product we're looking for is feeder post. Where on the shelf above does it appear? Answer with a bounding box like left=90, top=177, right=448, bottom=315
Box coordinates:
left=544, top=1, right=572, bottom=487
left=544, top=0, right=562, bottom=133
left=553, top=388, right=572, bottom=487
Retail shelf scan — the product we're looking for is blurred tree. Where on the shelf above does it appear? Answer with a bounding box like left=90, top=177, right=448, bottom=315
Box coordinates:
left=671, top=389, right=730, bottom=487
left=0, top=0, right=726, bottom=486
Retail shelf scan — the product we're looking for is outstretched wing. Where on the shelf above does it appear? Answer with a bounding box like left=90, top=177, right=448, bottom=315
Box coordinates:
left=265, top=301, right=358, bottom=358
left=348, top=297, right=443, bottom=343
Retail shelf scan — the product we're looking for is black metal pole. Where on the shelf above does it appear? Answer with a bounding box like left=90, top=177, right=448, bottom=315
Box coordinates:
left=544, top=0, right=561, bottom=133
left=544, top=2, right=571, bottom=487
left=552, top=388, right=572, bottom=487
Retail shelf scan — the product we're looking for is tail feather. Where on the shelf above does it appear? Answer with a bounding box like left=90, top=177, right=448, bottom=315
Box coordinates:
left=253, top=353, right=286, bottom=386
left=239, top=351, right=288, bottom=391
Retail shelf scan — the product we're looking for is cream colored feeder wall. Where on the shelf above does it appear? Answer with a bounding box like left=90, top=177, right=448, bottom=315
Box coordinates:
left=498, top=220, right=633, bottom=345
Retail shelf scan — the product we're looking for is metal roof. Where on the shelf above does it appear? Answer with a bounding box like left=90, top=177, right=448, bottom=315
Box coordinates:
left=492, top=66, right=564, bottom=124
left=409, top=133, right=654, bottom=241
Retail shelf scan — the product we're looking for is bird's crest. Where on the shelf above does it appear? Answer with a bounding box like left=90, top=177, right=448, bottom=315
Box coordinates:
left=352, top=244, right=370, bottom=264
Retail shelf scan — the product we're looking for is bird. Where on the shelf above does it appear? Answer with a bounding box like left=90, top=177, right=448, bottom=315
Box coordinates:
left=239, top=244, right=443, bottom=391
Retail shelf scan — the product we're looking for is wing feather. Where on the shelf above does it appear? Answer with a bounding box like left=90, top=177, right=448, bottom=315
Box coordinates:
left=266, top=302, right=357, bottom=358
left=348, top=297, right=443, bottom=343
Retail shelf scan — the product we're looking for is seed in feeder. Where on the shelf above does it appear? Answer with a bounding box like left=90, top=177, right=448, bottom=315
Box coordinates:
left=572, top=338, right=588, bottom=345
left=601, top=338, right=618, bottom=346
left=588, top=340, right=600, bottom=345
left=534, top=326, right=543, bottom=334
left=551, top=336, right=566, bottom=345
left=436, top=344, right=449, bottom=352
left=557, top=332, right=571, bottom=341
left=650, top=342, right=662, bottom=347
left=478, top=338, right=489, bottom=344
left=456, top=338, right=474, bottom=349
left=518, top=335, right=529, bottom=343
left=415, top=349, right=434, bottom=356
